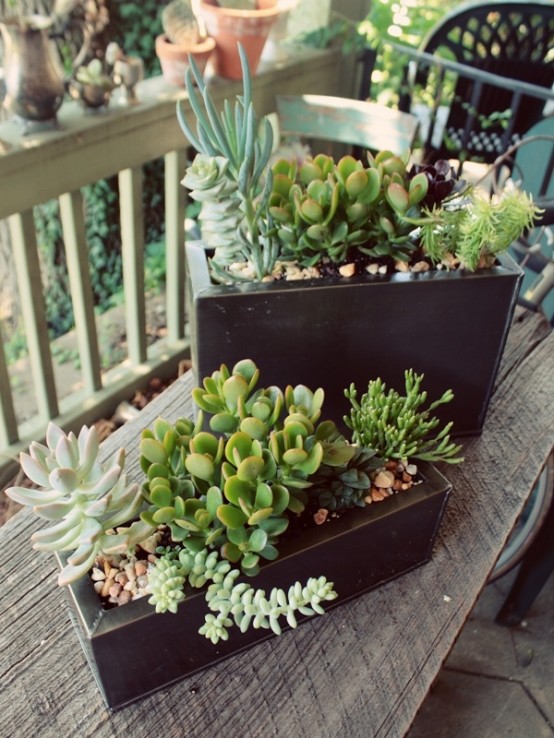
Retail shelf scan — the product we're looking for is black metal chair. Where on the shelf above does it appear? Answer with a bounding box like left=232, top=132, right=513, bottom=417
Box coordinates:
left=359, top=0, right=554, bottom=171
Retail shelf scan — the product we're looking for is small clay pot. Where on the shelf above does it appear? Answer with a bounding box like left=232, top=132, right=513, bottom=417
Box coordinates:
left=155, top=34, right=216, bottom=87
left=198, top=0, right=279, bottom=80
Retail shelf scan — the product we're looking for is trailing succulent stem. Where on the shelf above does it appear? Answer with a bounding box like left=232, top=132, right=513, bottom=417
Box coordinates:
left=6, top=422, right=153, bottom=585
left=148, top=547, right=337, bottom=643
left=177, top=46, right=277, bottom=280
left=344, top=370, right=463, bottom=464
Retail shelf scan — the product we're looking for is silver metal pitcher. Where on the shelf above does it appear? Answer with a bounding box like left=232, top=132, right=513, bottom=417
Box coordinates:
left=0, top=15, right=65, bottom=130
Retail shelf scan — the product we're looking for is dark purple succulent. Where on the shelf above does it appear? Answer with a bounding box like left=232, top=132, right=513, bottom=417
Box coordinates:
left=408, top=160, right=465, bottom=207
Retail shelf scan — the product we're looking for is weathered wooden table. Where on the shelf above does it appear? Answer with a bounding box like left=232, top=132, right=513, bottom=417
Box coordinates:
left=1, top=307, right=552, bottom=738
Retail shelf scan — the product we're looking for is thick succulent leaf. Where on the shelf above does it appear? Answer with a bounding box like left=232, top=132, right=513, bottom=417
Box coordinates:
left=217, top=503, right=248, bottom=529
left=236, top=455, right=264, bottom=482
left=221, top=541, right=242, bottom=563
left=147, top=463, right=170, bottom=481
left=33, top=499, right=74, bottom=521
left=259, top=543, right=279, bottom=561
left=206, top=486, right=223, bottom=517
left=58, top=545, right=99, bottom=585
left=226, top=524, right=248, bottom=545
left=248, top=507, right=273, bottom=525
left=239, top=416, right=267, bottom=441
left=241, top=552, right=260, bottom=571
left=191, top=431, right=220, bottom=457
left=258, top=517, right=289, bottom=537
left=294, top=443, right=324, bottom=475
left=5, top=486, right=61, bottom=507
left=224, top=432, right=253, bottom=465
left=185, top=453, right=215, bottom=482
left=140, top=438, right=168, bottom=466
left=150, top=484, right=173, bottom=507
left=210, top=412, right=239, bottom=434
left=153, top=417, right=173, bottom=441
left=270, top=484, right=289, bottom=515
left=48, top=468, right=78, bottom=494
left=23, top=448, right=56, bottom=485
left=224, top=476, right=254, bottom=507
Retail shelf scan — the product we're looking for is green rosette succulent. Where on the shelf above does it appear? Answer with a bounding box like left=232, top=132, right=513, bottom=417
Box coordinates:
left=181, top=154, right=244, bottom=259
left=6, top=422, right=153, bottom=585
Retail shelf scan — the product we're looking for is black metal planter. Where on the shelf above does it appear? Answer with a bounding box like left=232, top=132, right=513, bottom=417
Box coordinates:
left=58, top=463, right=451, bottom=710
left=186, top=242, right=522, bottom=436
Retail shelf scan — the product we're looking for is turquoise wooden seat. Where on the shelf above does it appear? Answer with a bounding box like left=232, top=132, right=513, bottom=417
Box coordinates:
left=276, top=94, right=419, bottom=156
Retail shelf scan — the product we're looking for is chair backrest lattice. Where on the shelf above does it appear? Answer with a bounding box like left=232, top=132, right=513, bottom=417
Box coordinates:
left=358, top=1, right=554, bottom=170
left=410, top=1, right=554, bottom=164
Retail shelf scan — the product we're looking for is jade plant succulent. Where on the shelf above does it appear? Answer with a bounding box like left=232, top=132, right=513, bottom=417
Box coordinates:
left=178, top=47, right=540, bottom=283
left=7, top=358, right=462, bottom=644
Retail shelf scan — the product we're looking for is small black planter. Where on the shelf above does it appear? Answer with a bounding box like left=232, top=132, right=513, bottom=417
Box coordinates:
left=58, top=463, right=451, bottom=710
left=186, top=242, right=522, bottom=436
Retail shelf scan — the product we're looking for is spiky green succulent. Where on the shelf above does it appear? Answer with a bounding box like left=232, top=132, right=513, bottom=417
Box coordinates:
left=344, top=370, right=464, bottom=464
left=177, top=46, right=278, bottom=281
left=6, top=422, right=153, bottom=585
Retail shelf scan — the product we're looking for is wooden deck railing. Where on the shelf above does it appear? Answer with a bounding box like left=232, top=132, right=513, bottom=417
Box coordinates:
left=0, top=46, right=342, bottom=479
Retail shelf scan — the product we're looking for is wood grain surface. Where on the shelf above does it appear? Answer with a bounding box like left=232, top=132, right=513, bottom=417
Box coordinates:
left=1, top=307, right=552, bottom=738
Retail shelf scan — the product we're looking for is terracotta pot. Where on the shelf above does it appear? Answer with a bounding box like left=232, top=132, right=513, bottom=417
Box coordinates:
left=198, top=0, right=279, bottom=79
left=155, top=34, right=216, bottom=86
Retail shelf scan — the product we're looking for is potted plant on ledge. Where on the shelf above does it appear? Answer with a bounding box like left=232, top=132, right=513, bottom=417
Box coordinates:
left=7, top=358, right=461, bottom=708
left=155, top=0, right=216, bottom=85
left=178, top=48, right=539, bottom=436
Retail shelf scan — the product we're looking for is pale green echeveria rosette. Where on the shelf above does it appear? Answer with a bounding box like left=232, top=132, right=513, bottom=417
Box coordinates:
left=6, top=422, right=153, bottom=586
left=182, top=154, right=244, bottom=261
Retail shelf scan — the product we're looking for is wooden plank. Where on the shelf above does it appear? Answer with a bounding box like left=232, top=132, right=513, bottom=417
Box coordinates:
left=119, top=166, right=147, bottom=366
left=0, top=308, right=552, bottom=737
left=277, top=95, right=419, bottom=154
left=8, top=211, right=58, bottom=421
left=59, top=190, right=102, bottom=393
left=0, top=338, right=18, bottom=447
left=164, top=149, right=187, bottom=343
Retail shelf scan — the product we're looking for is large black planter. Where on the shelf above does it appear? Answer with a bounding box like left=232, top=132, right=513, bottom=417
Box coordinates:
left=58, top=463, right=451, bottom=710
left=186, top=242, right=522, bottom=435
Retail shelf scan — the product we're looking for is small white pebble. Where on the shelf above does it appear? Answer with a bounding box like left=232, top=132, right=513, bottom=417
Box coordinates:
left=443, top=595, right=452, bottom=603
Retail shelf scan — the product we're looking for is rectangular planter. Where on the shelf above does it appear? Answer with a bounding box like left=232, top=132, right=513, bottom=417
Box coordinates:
left=186, top=241, right=522, bottom=436
left=58, top=462, right=451, bottom=710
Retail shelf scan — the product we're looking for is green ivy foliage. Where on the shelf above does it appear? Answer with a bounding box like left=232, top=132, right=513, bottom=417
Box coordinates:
left=107, top=0, right=163, bottom=78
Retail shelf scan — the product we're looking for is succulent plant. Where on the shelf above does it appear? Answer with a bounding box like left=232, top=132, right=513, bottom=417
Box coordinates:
left=309, top=446, right=383, bottom=511
left=177, top=47, right=278, bottom=281
left=162, top=0, right=204, bottom=46
left=138, top=359, right=342, bottom=574
left=6, top=422, right=153, bottom=585
left=75, top=58, right=114, bottom=90
left=178, top=48, right=539, bottom=283
left=202, top=571, right=338, bottom=643
left=150, top=546, right=337, bottom=643
left=344, top=370, right=464, bottom=464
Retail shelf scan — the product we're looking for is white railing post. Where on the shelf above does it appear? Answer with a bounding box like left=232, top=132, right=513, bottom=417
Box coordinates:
left=119, top=166, right=147, bottom=366
left=9, top=210, right=59, bottom=423
left=164, top=149, right=188, bottom=343
left=59, top=190, right=103, bottom=393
